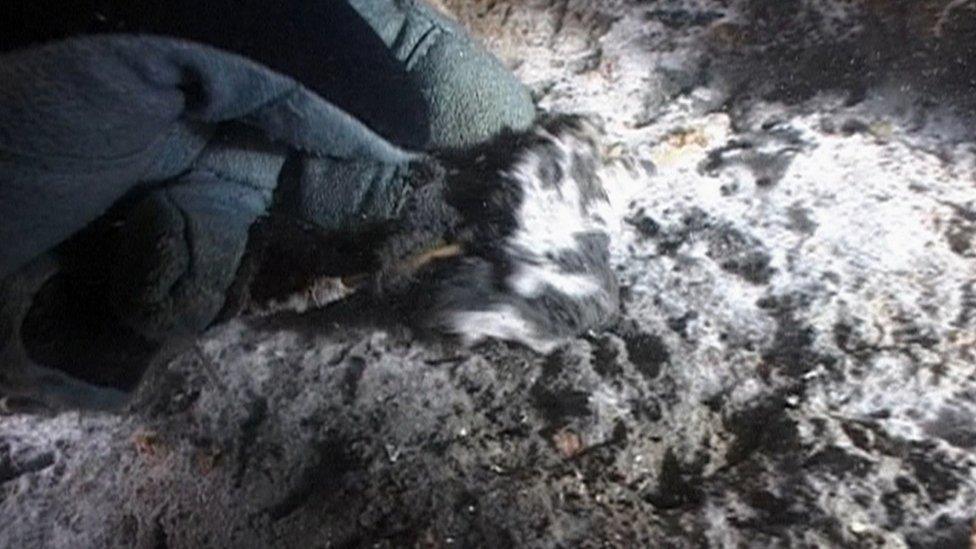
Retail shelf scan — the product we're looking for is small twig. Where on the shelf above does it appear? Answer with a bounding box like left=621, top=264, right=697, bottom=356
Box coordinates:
left=251, top=242, right=464, bottom=316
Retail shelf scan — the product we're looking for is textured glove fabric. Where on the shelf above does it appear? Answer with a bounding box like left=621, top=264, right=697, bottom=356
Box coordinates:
left=0, top=33, right=412, bottom=280
left=348, top=0, right=535, bottom=150
left=108, top=128, right=287, bottom=340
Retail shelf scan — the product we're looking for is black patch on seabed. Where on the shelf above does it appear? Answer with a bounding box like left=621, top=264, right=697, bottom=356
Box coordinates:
left=842, top=420, right=967, bottom=509
left=667, top=311, right=698, bottom=339
left=530, top=351, right=592, bottom=425
left=905, top=444, right=964, bottom=505
left=587, top=333, right=623, bottom=378
left=734, top=488, right=818, bottom=536
left=723, top=397, right=801, bottom=465
left=905, top=514, right=974, bottom=549
left=613, top=320, right=669, bottom=380
left=698, top=131, right=804, bottom=189
left=705, top=225, right=775, bottom=284
left=757, top=294, right=835, bottom=379
left=839, top=118, right=871, bottom=136
left=654, top=208, right=712, bottom=256
left=645, top=9, right=724, bottom=30
left=646, top=207, right=774, bottom=283
left=644, top=449, right=704, bottom=510
left=803, top=446, right=874, bottom=479
left=945, top=206, right=975, bottom=257
left=0, top=443, right=55, bottom=484
left=954, top=280, right=976, bottom=329
left=264, top=437, right=361, bottom=521
left=342, top=356, right=368, bottom=404
left=233, top=396, right=269, bottom=487
left=786, top=203, right=818, bottom=235
left=625, top=208, right=660, bottom=238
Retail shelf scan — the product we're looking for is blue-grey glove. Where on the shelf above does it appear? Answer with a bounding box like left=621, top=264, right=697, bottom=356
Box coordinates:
left=0, top=34, right=407, bottom=339
left=279, top=0, right=538, bottom=229
left=0, top=0, right=534, bottom=344
left=347, top=0, right=536, bottom=150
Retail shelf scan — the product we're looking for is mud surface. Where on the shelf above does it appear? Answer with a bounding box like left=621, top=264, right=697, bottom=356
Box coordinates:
left=3, top=1, right=976, bottom=547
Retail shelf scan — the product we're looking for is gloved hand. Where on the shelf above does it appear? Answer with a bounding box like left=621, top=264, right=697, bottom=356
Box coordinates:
left=0, top=0, right=534, bottom=345
left=0, top=0, right=533, bottom=338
